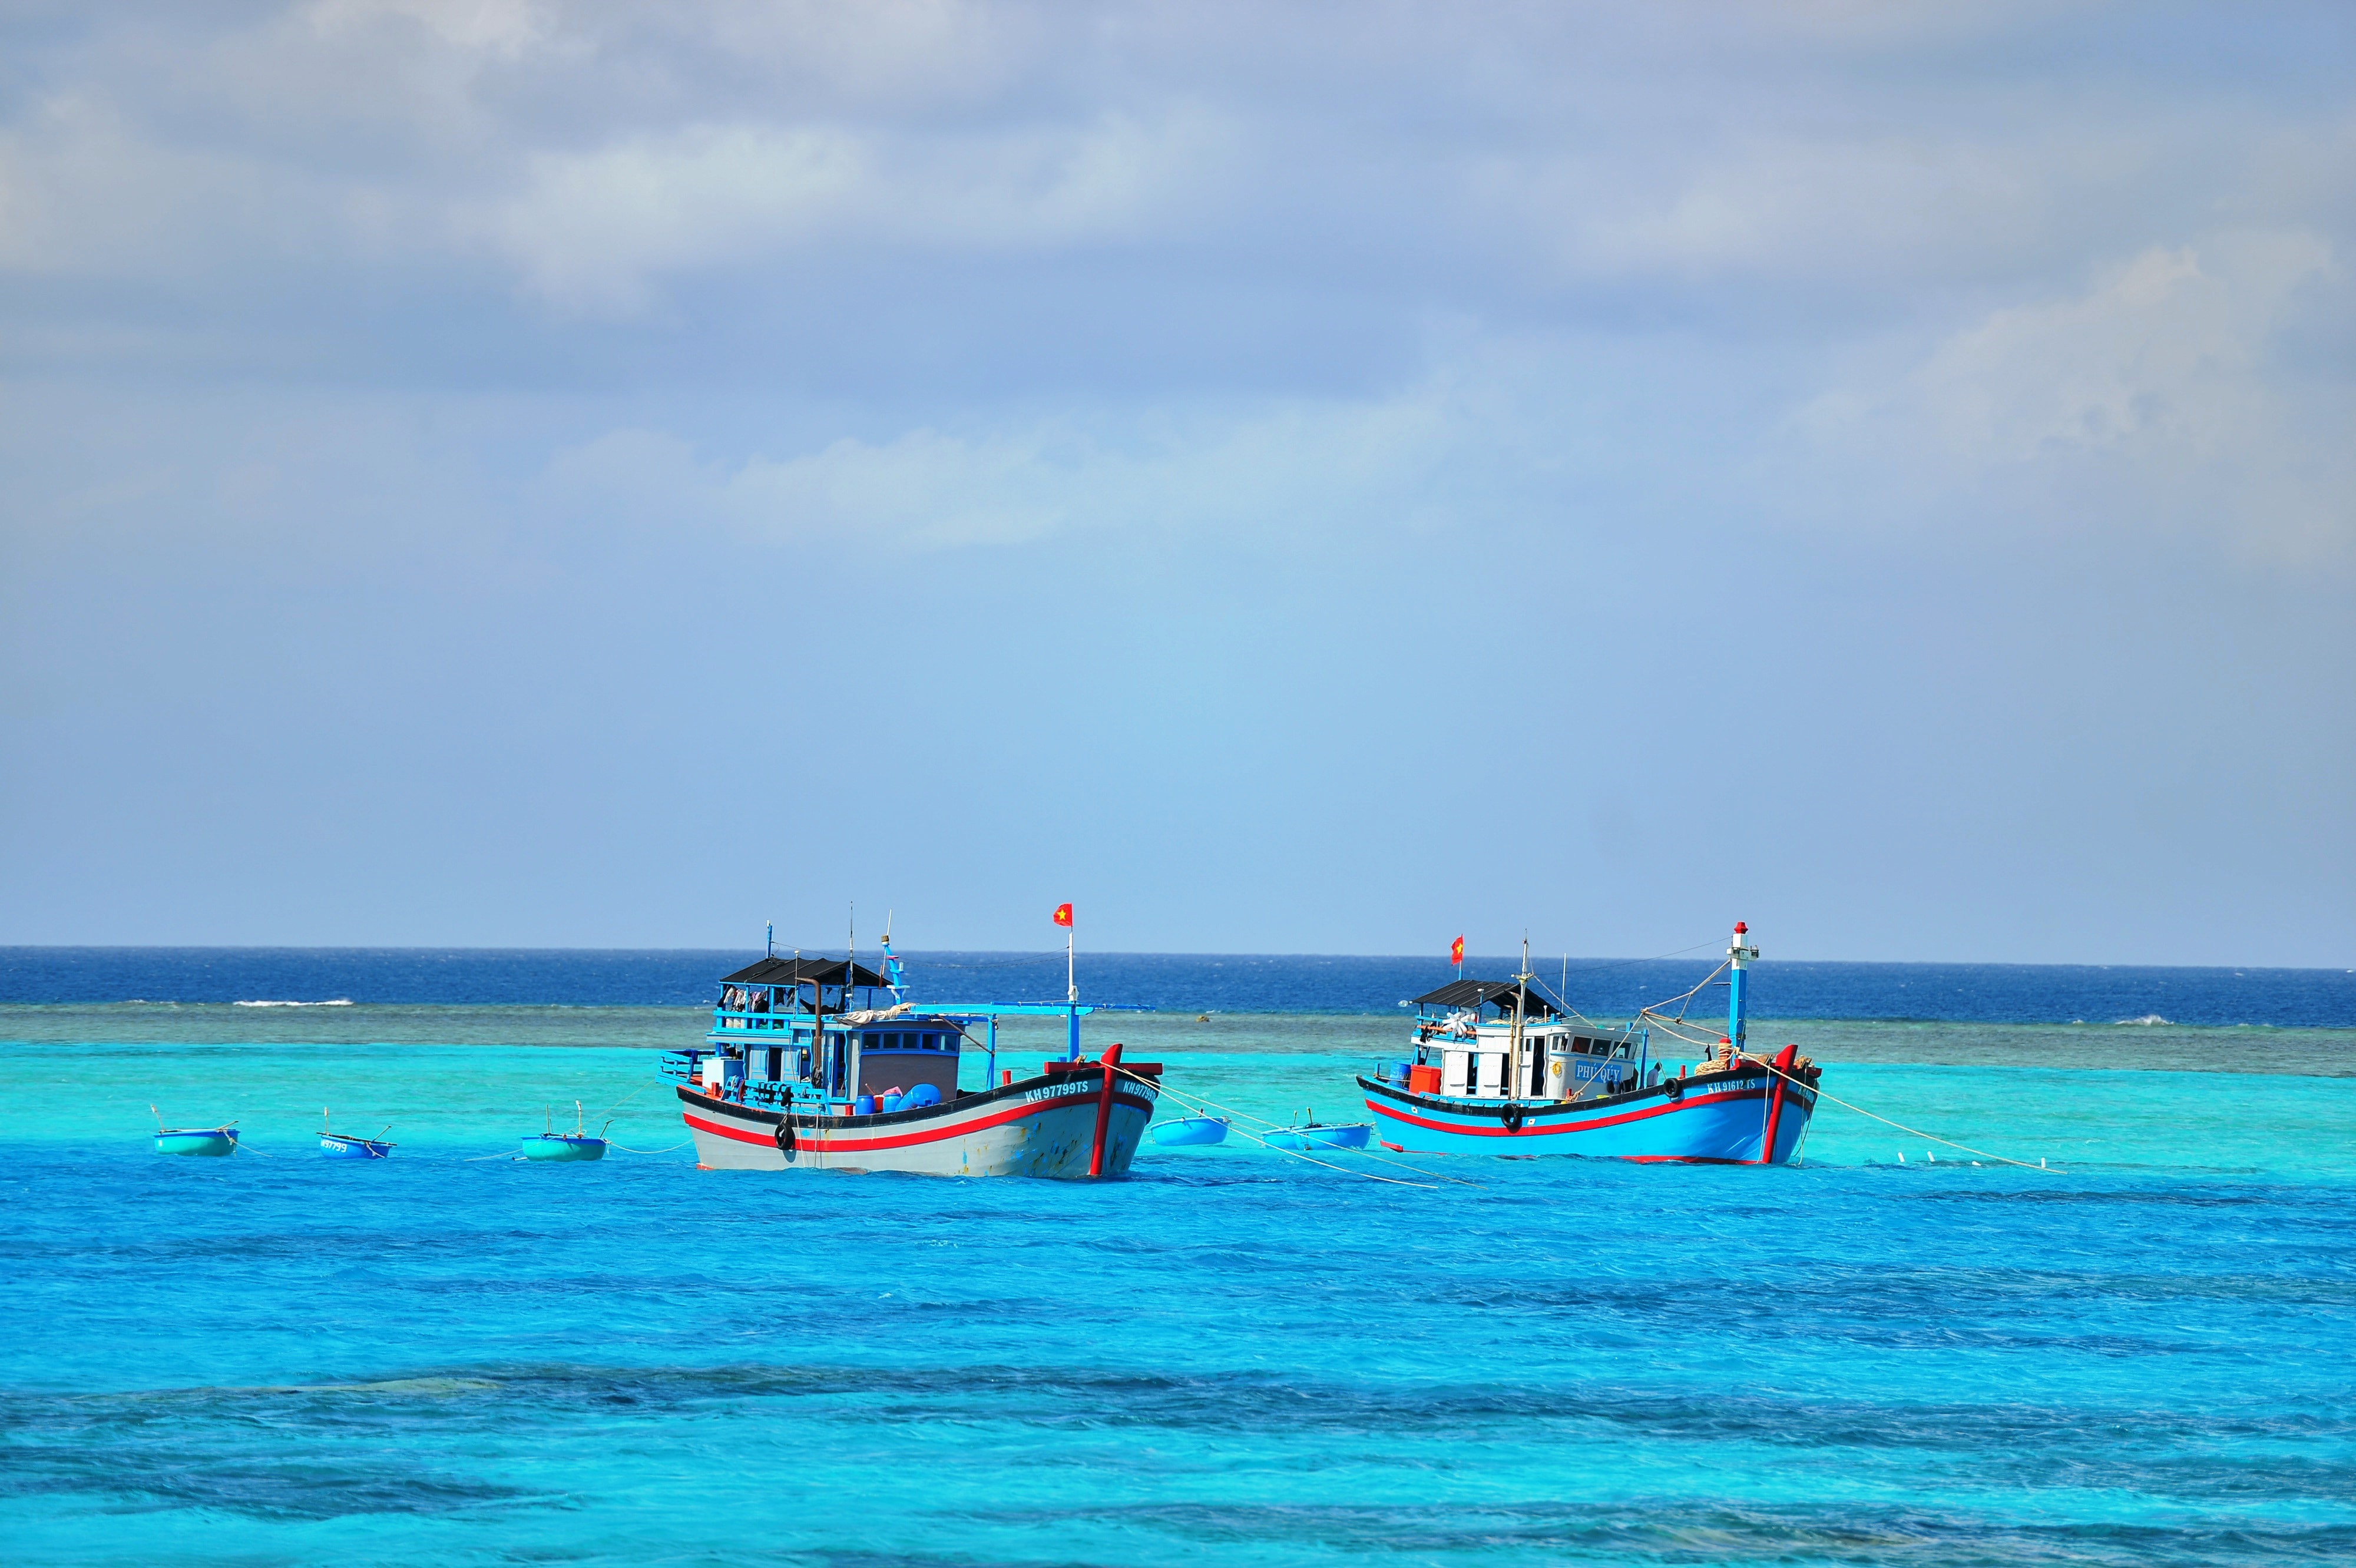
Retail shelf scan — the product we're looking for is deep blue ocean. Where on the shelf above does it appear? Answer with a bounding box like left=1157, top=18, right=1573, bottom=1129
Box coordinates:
left=6, top=946, right=2352, bottom=1027
left=3, top=950, right=2352, bottom=1566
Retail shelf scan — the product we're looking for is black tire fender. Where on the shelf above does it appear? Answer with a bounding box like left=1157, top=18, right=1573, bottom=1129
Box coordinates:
left=774, top=1116, right=796, bottom=1154
left=1501, top=1103, right=1524, bottom=1134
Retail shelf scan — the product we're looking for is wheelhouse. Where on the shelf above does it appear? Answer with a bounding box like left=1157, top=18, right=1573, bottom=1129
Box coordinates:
left=1394, top=977, right=1649, bottom=1101
left=666, top=956, right=970, bottom=1112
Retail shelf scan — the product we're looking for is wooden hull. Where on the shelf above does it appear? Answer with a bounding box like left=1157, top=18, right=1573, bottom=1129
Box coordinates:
left=1149, top=1117, right=1228, bottom=1147
left=521, top=1136, right=607, bottom=1162
left=677, top=1069, right=1157, bottom=1179
left=1263, top=1124, right=1372, bottom=1152
left=155, top=1127, right=238, bottom=1157
left=1360, top=1066, right=1816, bottom=1163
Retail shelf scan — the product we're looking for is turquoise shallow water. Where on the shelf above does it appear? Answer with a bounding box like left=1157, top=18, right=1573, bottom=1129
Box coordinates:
left=4, top=1007, right=2355, bottom=1566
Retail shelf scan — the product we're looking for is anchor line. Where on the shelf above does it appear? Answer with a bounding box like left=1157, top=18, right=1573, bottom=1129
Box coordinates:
left=1529, top=941, right=1723, bottom=1028
left=1632, top=961, right=1733, bottom=1041
left=1644, top=1015, right=1728, bottom=1049
left=1758, top=1061, right=2059, bottom=1173
left=1110, top=1066, right=1472, bottom=1190
left=590, top=1081, right=656, bottom=1121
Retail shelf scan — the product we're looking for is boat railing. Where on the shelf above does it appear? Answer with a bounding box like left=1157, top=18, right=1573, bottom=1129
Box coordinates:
left=710, top=1007, right=813, bottom=1033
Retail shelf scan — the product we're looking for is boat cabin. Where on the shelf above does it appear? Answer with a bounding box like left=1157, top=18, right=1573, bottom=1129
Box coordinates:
left=669, top=956, right=969, bottom=1113
left=1394, top=977, right=1650, bottom=1101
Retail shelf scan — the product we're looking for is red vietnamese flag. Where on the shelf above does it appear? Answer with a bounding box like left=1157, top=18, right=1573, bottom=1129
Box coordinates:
left=1053, top=902, right=1074, bottom=928
left=1449, top=935, right=1464, bottom=965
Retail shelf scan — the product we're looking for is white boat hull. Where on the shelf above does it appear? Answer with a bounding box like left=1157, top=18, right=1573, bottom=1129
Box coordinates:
left=677, top=1067, right=1158, bottom=1179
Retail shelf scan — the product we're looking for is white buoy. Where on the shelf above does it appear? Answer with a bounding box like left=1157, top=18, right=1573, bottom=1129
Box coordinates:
left=1928, top=1151, right=1935, bottom=1163
left=1898, top=1152, right=1905, bottom=1163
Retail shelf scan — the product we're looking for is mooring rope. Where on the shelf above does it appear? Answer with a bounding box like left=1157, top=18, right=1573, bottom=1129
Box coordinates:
left=591, top=1081, right=656, bottom=1120
left=1761, top=1060, right=2058, bottom=1173
left=609, top=1140, right=692, bottom=1155
left=1111, top=1065, right=1473, bottom=1189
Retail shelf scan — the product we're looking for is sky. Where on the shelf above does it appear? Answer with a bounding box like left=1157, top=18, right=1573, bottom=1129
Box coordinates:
left=2, top=1, right=2352, bottom=965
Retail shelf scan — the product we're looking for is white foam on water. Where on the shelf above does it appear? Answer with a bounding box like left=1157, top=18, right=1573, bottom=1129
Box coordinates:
left=2113, top=1014, right=2172, bottom=1026
left=233, top=998, right=355, bottom=1007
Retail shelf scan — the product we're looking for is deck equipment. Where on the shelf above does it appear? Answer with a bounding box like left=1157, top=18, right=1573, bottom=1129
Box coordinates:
left=1356, top=924, right=1820, bottom=1163
left=664, top=919, right=1163, bottom=1179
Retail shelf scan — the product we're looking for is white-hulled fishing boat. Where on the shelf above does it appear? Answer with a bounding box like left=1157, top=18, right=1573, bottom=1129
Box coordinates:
left=665, top=922, right=1163, bottom=1179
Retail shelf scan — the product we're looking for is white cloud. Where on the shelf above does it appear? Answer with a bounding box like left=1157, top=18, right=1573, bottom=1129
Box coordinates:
left=473, top=109, right=1238, bottom=312
left=307, top=0, right=554, bottom=56
left=1915, top=234, right=2329, bottom=460
left=1789, top=231, right=2351, bottom=561
left=537, top=378, right=1473, bottom=551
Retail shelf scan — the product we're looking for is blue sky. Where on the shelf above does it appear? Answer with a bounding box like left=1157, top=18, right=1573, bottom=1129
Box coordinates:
left=2, top=2, right=2351, bottom=964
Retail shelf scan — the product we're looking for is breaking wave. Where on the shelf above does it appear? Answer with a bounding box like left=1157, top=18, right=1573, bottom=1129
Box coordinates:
left=233, top=998, right=355, bottom=1008
left=2114, top=1013, right=2173, bottom=1026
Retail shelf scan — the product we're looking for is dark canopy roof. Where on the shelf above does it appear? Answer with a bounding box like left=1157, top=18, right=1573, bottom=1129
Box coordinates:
left=721, top=956, right=891, bottom=990
left=1411, top=978, right=1562, bottom=1018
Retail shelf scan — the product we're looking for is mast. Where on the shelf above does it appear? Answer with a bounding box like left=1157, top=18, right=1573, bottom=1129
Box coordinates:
left=1727, top=921, right=1759, bottom=1059
left=1511, top=935, right=1531, bottom=1102
left=846, top=902, right=859, bottom=1100
left=1066, top=908, right=1080, bottom=1061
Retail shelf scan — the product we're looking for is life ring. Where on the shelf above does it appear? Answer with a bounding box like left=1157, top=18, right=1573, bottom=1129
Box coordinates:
left=1501, top=1103, right=1524, bottom=1134
left=773, top=1116, right=796, bottom=1155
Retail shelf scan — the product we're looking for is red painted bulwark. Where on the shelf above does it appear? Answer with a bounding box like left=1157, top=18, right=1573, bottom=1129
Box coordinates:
left=683, top=1088, right=1154, bottom=1154
left=1362, top=1085, right=1769, bottom=1139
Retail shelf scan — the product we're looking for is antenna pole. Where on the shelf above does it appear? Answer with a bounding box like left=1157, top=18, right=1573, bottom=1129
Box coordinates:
left=1727, top=921, right=1759, bottom=1057
left=1066, top=914, right=1080, bottom=1060
left=1513, top=935, right=1531, bottom=1103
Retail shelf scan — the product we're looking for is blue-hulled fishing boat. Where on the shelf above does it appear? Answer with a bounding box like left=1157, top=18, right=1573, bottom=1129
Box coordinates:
left=318, top=1108, right=395, bottom=1159
left=151, top=1107, right=239, bottom=1157
left=1149, top=1116, right=1229, bottom=1146
left=664, top=923, right=1164, bottom=1179
left=1358, top=924, right=1819, bottom=1163
left=522, top=1101, right=608, bottom=1162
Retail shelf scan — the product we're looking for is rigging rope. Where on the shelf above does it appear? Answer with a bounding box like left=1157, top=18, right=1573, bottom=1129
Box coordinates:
left=1112, top=1065, right=1480, bottom=1189
left=1762, top=1060, right=2059, bottom=1173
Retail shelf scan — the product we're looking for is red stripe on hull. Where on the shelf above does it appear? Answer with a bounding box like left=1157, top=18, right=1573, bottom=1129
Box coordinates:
left=1362, top=1085, right=1774, bottom=1138
left=683, top=1090, right=1154, bottom=1153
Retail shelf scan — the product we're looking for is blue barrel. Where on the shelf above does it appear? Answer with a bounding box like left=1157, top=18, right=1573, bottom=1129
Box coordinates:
left=853, top=1094, right=876, bottom=1115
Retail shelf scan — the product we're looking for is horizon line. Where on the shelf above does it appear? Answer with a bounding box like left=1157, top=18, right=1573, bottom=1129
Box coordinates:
left=0, top=944, right=2348, bottom=975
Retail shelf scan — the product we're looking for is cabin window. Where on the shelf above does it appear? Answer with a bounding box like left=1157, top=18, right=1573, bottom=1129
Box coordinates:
left=764, top=1047, right=783, bottom=1080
